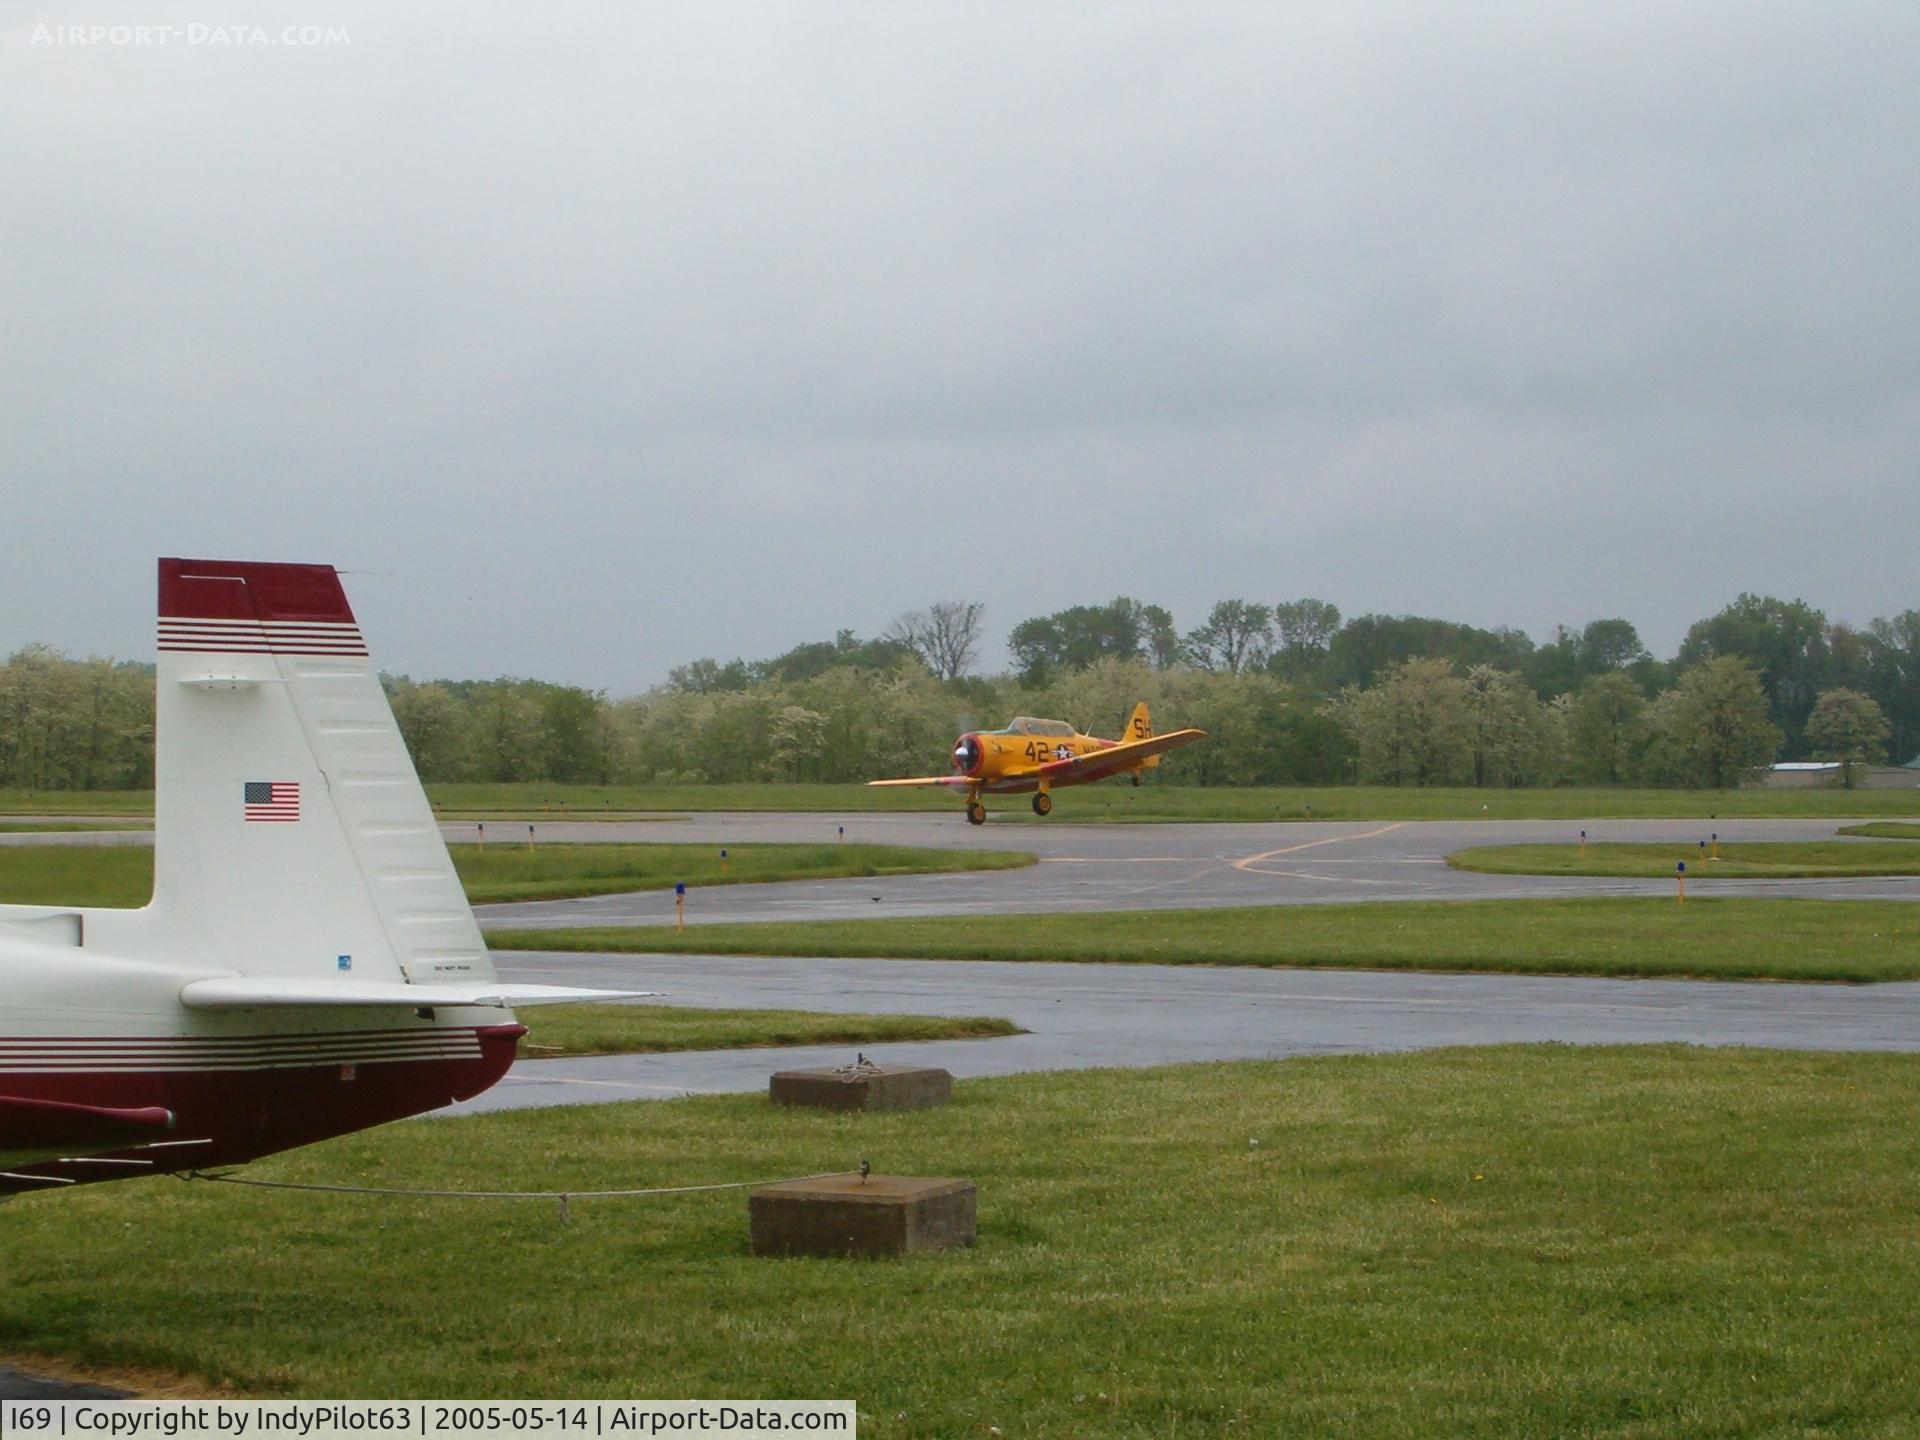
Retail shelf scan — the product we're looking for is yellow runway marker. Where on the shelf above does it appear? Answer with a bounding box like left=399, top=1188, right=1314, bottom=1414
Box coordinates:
left=1232, top=823, right=1407, bottom=875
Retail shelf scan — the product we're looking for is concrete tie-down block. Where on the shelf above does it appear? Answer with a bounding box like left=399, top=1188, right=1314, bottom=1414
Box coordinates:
left=749, top=1174, right=977, bottom=1258
left=769, top=1062, right=953, bottom=1113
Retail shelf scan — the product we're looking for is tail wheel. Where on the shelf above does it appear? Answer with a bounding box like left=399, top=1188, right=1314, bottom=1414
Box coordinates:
left=1131, top=773, right=1144, bottom=787
left=966, top=801, right=987, bottom=826
left=1032, top=792, right=1053, bottom=816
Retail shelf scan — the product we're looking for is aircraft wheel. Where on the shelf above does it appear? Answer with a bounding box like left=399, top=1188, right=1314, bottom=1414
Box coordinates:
left=1032, top=792, right=1053, bottom=817
left=966, top=801, right=987, bottom=826
left=1132, top=774, right=1144, bottom=787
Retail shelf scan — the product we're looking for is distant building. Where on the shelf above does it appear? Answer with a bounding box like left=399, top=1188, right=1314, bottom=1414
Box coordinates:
left=1763, top=760, right=1920, bottom=790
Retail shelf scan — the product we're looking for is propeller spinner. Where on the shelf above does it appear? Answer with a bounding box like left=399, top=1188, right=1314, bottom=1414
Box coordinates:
left=951, top=734, right=983, bottom=775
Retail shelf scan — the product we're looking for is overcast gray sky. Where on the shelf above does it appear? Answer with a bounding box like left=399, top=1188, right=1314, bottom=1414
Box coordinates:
left=4, top=2, right=1916, bottom=692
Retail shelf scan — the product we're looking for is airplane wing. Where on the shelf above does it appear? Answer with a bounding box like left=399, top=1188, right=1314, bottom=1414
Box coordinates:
left=866, top=776, right=974, bottom=789
left=179, top=979, right=656, bottom=1009
left=1038, top=727, right=1207, bottom=779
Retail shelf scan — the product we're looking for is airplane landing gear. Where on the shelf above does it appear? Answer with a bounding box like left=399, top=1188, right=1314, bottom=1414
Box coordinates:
left=966, top=801, right=987, bottom=826
left=1032, top=792, right=1053, bottom=816
left=1132, top=773, right=1144, bottom=787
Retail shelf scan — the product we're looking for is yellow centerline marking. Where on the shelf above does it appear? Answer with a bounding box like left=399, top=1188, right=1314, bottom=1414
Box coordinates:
left=1232, top=823, right=1407, bottom=873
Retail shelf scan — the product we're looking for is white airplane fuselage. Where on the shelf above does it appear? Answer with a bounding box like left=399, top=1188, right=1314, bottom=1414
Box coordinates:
left=0, top=920, right=520, bottom=1178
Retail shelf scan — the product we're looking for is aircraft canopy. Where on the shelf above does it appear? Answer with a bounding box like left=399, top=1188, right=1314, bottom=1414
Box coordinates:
left=1000, top=716, right=1076, bottom=737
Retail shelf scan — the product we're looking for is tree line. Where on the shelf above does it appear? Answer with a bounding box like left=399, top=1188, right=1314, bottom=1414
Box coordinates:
left=2, top=594, right=1915, bottom=791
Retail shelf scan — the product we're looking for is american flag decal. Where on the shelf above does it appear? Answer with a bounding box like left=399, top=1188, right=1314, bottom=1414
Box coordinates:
left=244, top=781, right=300, bottom=822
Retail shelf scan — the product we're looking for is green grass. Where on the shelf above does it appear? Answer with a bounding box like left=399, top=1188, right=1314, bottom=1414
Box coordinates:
left=0, top=844, right=1032, bottom=910
left=487, top=897, right=1920, bottom=983
left=1449, top=840, right=1920, bottom=878
left=0, top=789, right=152, bottom=815
left=13, top=782, right=1920, bottom=822
left=449, top=843, right=1031, bottom=903
left=0, top=846, right=155, bottom=907
left=4, top=1047, right=1919, bottom=1437
left=1839, top=822, right=1920, bottom=839
left=0, top=821, right=150, bottom=833
left=521, top=1004, right=1019, bottom=1058
left=428, top=782, right=1920, bottom=822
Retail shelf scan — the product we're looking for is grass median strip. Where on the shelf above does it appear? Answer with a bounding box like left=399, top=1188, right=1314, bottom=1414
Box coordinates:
left=0, top=821, right=150, bottom=834
left=1448, top=839, right=1920, bottom=878
left=0, top=842, right=1033, bottom=910
left=446, top=842, right=1032, bottom=903
left=521, top=1003, right=1019, bottom=1058
left=424, top=782, right=1920, bottom=821
left=1839, top=822, right=1920, bottom=839
left=485, top=897, right=1920, bottom=983
left=2, top=1046, right=1917, bottom=1436
left=0, top=789, right=152, bottom=815
left=14, top=781, right=1920, bottom=822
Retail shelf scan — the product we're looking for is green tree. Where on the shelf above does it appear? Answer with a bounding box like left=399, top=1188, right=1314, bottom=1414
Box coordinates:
left=1864, top=611, right=1920, bottom=764
left=758, top=630, right=921, bottom=684
left=1521, top=618, right=1651, bottom=699
left=1462, top=666, right=1555, bottom=787
left=1522, top=626, right=1586, bottom=700
left=1008, top=598, right=1174, bottom=684
left=1677, top=595, right=1829, bottom=756
left=1804, top=688, right=1890, bottom=789
left=1657, top=658, right=1782, bottom=790
left=1331, top=657, right=1473, bottom=786
left=467, top=683, right=546, bottom=783
left=1324, top=614, right=1535, bottom=690
left=886, top=602, right=985, bottom=681
left=0, top=645, right=65, bottom=788
left=1269, top=599, right=1341, bottom=682
left=1139, top=603, right=1183, bottom=670
left=1822, top=623, right=1873, bottom=694
left=1580, top=618, right=1650, bottom=672
left=540, top=686, right=611, bottom=783
left=0, top=648, right=153, bottom=791
left=386, top=677, right=470, bottom=781
left=1153, top=668, right=1267, bottom=786
left=770, top=705, right=829, bottom=781
left=1185, top=600, right=1273, bottom=675
left=667, top=657, right=753, bottom=693
left=1245, top=681, right=1354, bottom=783
left=1565, top=672, right=1648, bottom=785
left=866, top=670, right=962, bottom=779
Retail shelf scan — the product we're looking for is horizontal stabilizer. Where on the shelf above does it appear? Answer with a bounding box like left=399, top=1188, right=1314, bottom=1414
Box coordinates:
left=0, top=913, right=82, bottom=947
left=1038, top=727, right=1206, bottom=777
left=179, top=978, right=655, bottom=1010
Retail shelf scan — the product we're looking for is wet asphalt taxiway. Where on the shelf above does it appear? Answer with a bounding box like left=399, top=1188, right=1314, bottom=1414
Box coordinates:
left=447, top=811, right=1920, bottom=1114
left=471, top=812, right=1920, bottom=929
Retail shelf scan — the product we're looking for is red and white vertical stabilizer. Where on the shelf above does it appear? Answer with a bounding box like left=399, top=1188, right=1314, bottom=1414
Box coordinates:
left=0, top=559, right=641, bottom=1196
left=151, top=559, right=485, bottom=985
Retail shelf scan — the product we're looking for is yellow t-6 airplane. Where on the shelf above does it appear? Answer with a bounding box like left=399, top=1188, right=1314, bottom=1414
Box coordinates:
left=871, top=703, right=1205, bottom=823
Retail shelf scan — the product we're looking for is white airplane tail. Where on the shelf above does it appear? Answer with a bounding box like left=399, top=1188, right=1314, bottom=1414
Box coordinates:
left=150, top=558, right=489, bottom=988
left=0, top=559, right=636, bottom=1195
